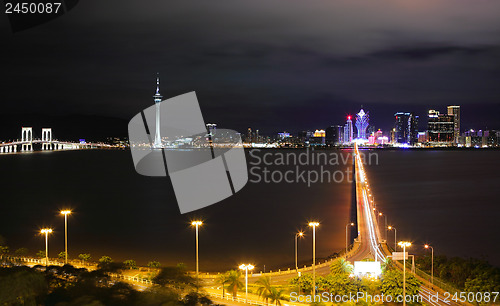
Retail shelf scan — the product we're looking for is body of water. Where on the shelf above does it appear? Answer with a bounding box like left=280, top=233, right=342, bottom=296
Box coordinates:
left=0, top=149, right=498, bottom=271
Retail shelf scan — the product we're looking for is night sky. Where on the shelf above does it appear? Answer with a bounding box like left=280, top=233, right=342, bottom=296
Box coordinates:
left=1, top=0, right=500, bottom=136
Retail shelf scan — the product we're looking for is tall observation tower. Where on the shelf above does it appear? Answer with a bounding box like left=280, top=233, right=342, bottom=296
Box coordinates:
left=153, top=74, right=163, bottom=148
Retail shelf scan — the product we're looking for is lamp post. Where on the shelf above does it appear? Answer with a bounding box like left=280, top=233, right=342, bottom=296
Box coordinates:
left=424, top=244, right=434, bottom=285
left=398, top=241, right=411, bottom=306
left=60, top=210, right=71, bottom=264
left=378, top=212, right=387, bottom=241
left=191, top=221, right=202, bottom=287
left=345, top=223, right=354, bottom=256
left=388, top=226, right=397, bottom=251
left=308, top=221, right=319, bottom=297
left=40, top=228, right=53, bottom=266
left=295, top=232, right=304, bottom=272
left=239, top=264, right=254, bottom=303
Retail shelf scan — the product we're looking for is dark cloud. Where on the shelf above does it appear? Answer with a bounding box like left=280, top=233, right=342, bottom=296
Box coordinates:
left=1, top=0, right=500, bottom=136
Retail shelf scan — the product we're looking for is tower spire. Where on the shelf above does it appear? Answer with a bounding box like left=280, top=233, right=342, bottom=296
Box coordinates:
left=153, top=73, right=163, bottom=149
left=156, top=73, right=160, bottom=95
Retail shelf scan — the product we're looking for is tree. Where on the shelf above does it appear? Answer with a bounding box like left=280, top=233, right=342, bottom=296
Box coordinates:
left=78, top=253, right=91, bottom=265
left=216, top=272, right=230, bottom=298
left=15, top=248, right=28, bottom=257
left=330, top=257, right=353, bottom=276
left=99, top=256, right=113, bottom=264
left=268, top=287, right=285, bottom=306
left=58, top=251, right=66, bottom=260
left=147, top=261, right=161, bottom=269
left=0, top=246, right=9, bottom=259
left=381, top=269, right=421, bottom=301
left=289, top=273, right=313, bottom=294
left=36, top=250, right=46, bottom=259
left=97, top=256, right=125, bottom=273
left=255, top=275, right=273, bottom=305
left=153, top=264, right=196, bottom=289
left=464, top=272, right=500, bottom=293
left=317, top=274, right=364, bottom=296
left=0, top=267, right=47, bottom=304
left=124, top=259, right=137, bottom=269
left=225, top=270, right=243, bottom=300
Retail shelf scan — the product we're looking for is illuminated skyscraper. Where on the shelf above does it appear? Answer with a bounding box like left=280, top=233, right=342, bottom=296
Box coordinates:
left=326, top=125, right=343, bottom=145
left=394, top=112, right=419, bottom=145
left=344, top=116, right=353, bottom=143
left=427, top=110, right=454, bottom=144
left=447, top=105, right=460, bottom=144
left=355, top=109, right=369, bottom=139
left=153, top=74, right=163, bottom=148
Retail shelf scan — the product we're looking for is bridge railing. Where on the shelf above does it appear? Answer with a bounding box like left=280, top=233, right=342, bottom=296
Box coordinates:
left=108, top=273, right=153, bottom=285
left=206, top=292, right=269, bottom=306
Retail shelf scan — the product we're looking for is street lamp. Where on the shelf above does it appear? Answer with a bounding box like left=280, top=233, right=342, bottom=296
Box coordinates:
left=398, top=241, right=411, bottom=306
left=424, top=244, right=434, bottom=285
left=308, top=221, right=319, bottom=296
left=345, top=223, right=354, bottom=256
left=40, top=228, right=53, bottom=266
left=388, top=226, right=397, bottom=251
left=239, top=264, right=254, bottom=303
left=60, top=210, right=71, bottom=264
left=191, top=221, right=202, bottom=286
left=295, top=231, right=304, bottom=272
left=378, top=212, right=387, bottom=241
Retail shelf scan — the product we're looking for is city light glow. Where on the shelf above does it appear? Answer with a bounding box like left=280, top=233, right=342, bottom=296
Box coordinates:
left=398, top=241, right=411, bottom=248
left=40, top=228, right=52, bottom=234
left=239, top=264, right=254, bottom=270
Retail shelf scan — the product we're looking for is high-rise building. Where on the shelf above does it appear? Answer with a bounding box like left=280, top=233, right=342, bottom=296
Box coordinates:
left=427, top=110, right=454, bottom=144
left=153, top=74, right=163, bottom=148
left=447, top=105, right=460, bottom=145
left=394, top=112, right=419, bottom=145
left=277, top=132, right=290, bottom=139
left=325, top=125, right=343, bottom=145
left=309, top=129, right=326, bottom=145
left=313, top=130, right=326, bottom=137
left=344, top=116, right=353, bottom=144
left=355, top=109, right=369, bottom=139
left=246, top=128, right=252, bottom=143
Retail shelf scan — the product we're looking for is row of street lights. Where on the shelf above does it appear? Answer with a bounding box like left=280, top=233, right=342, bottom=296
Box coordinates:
left=189, top=218, right=434, bottom=305
left=39, top=210, right=72, bottom=266
left=190, top=220, right=322, bottom=299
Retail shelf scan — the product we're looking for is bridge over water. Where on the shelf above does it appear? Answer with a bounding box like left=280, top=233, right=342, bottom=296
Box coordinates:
left=0, top=127, right=112, bottom=153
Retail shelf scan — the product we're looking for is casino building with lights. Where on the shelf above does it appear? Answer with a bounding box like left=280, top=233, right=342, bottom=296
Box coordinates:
left=355, top=108, right=369, bottom=140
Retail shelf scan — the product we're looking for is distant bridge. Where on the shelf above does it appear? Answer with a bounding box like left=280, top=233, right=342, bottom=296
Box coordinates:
left=0, top=127, right=113, bottom=153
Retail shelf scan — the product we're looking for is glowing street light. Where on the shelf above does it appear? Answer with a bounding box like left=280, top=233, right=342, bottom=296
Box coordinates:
left=308, top=221, right=320, bottom=296
left=398, top=241, right=412, bottom=306
left=424, top=244, right=434, bottom=285
left=295, top=231, right=304, bottom=272
left=40, top=228, right=53, bottom=266
left=345, top=223, right=355, bottom=256
left=388, top=226, right=397, bottom=251
left=191, top=221, right=203, bottom=286
left=60, top=210, right=71, bottom=264
left=239, top=264, right=254, bottom=303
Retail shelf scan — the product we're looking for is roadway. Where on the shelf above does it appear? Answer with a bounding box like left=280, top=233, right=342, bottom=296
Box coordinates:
left=230, top=144, right=463, bottom=305
left=353, top=144, right=462, bottom=306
